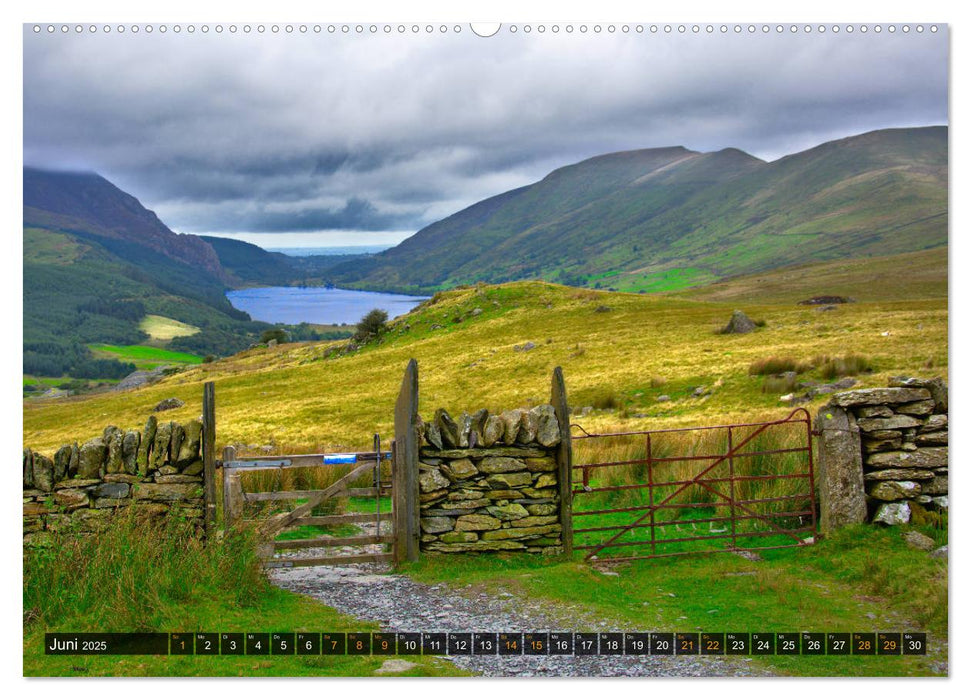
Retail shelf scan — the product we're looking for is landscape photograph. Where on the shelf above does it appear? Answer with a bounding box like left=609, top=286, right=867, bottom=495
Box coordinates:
left=21, top=21, right=948, bottom=679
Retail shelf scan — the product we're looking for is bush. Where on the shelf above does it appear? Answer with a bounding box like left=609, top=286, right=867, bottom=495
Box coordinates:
left=762, top=375, right=799, bottom=394
left=260, top=328, right=290, bottom=345
left=353, top=308, right=388, bottom=343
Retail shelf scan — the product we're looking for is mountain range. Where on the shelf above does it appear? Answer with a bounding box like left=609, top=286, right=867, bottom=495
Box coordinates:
left=332, top=126, right=947, bottom=293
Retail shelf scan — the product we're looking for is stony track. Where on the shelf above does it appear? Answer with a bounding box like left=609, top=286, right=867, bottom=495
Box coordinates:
left=269, top=555, right=760, bottom=677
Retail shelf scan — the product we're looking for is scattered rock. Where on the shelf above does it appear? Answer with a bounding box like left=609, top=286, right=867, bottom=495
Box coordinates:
left=873, top=502, right=911, bottom=526
left=903, top=531, right=936, bottom=552
left=375, top=659, right=417, bottom=675
left=513, top=341, right=536, bottom=352
left=153, top=397, right=185, bottom=412
left=721, top=310, right=756, bottom=334
left=930, top=545, right=948, bottom=560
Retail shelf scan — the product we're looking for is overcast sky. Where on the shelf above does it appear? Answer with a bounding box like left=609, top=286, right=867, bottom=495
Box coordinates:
left=23, top=25, right=948, bottom=247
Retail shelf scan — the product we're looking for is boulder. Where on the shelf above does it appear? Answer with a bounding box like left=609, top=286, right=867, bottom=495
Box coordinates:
left=479, top=456, right=529, bottom=474
left=889, top=376, right=947, bottom=413
left=439, top=531, right=479, bottom=544
left=419, top=516, right=455, bottom=534
left=121, top=431, right=140, bottom=474
left=857, top=415, right=923, bottom=432
left=22, top=449, right=33, bottom=489
left=857, top=406, right=893, bottom=418
left=903, top=531, right=936, bottom=552
left=500, top=410, right=524, bottom=443
left=530, top=405, right=561, bottom=447
left=418, top=468, right=450, bottom=493
left=132, top=482, right=203, bottom=503
left=872, top=502, right=911, bottom=525
left=525, top=503, right=558, bottom=516
left=896, top=400, right=935, bottom=416
left=456, top=412, right=473, bottom=448
left=470, top=409, right=489, bottom=447
left=916, top=430, right=947, bottom=446
left=53, top=489, right=88, bottom=510
left=32, top=454, right=55, bottom=492
left=864, top=468, right=934, bottom=481
left=534, top=473, right=558, bottom=489
left=454, top=514, right=502, bottom=531
left=435, top=409, right=460, bottom=448
left=105, top=429, right=125, bottom=474
left=153, top=397, right=185, bottom=412
left=169, top=423, right=186, bottom=464
left=921, top=414, right=947, bottom=433
left=176, top=419, right=203, bottom=468
left=486, top=472, right=532, bottom=488
left=930, top=545, right=948, bottom=560
left=68, top=443, right=80, bottom=478
left=721, top=310, right=756, bottom=334
left=525, top=457, right=557, bottom=472
left=482, top=416, right=505, bottom=447
left=866, top=448, right=947, bottom=469
left=92, top=482, right=131, bottom=499
left=517, top=410, right=539, bottom=444
left=867, top=480, right=920, bottom=501
left=486, top=503, right=530, bottom=520
left=78, top=438, right=107, bottom=479
left=424, top=420, right=443, bottom=450
left=151, top=421, right=173, bottom=470
left=425, top=540, right=525, bottom=552
left=53, top=445, right=72, bottom=484
left=137, top=415, right=157, bottom=472
left=831, top=387, right=931, bottom=408
left=440, top=458, right=478, bottom=481
left=482, top=524, right=562, bottom=540
left=923, top=474, right=948, bottom=496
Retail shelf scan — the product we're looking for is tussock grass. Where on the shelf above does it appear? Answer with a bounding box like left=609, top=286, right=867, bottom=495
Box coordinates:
left=23, top=508, right=267, bottom=631
left=814, top=353, right=874, bottom=379
left=749, top=356, right=808, bottom=376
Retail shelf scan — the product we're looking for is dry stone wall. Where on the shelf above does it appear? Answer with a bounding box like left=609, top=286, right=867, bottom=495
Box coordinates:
left=23, top=415, right=206, bottom=544
left=816, top=377, right=947, bottom=530
left=417, top=405, right=564, bottom=554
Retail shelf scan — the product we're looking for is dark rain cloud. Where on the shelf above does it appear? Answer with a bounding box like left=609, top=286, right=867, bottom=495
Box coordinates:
left=23, top=27, right=948, bottom=239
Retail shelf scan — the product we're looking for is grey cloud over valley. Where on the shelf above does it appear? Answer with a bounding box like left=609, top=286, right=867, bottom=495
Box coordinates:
left=23, top=26, right=948, bottom=244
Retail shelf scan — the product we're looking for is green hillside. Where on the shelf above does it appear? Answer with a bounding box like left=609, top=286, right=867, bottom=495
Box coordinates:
left=24, top=248, right=946, bottom=454
left=333, top=126, right=946, bottom=293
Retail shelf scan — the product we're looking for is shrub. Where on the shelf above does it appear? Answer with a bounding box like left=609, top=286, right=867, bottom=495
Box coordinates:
left=260, top=328, right=290, bottom=345
left=650, top=376, right=667, bottom=388
left=588, top=387, right=621, bottom=410
left=353, top=309, right=389, bottom=343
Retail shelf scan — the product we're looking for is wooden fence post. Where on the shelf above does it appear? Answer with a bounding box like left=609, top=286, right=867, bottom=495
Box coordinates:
left=550, top=366, right=574, bottom=557
left=222, top=445, right=238, bottom=529
left=202, top=381, right=217, bottom=538
left=392, top=358, right=420, bottom=565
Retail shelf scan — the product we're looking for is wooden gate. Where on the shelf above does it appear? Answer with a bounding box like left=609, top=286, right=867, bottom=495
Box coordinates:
left=570, top=409, right=817, bottom=562
left=221, top=434, right=395, bottom=568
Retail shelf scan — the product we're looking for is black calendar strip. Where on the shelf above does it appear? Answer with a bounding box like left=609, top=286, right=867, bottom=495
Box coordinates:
left=44, top=632, right=927, bottom=656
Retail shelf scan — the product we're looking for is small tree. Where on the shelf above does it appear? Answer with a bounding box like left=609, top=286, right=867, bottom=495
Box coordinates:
left=354, top=308, right=388, bottom=343
left=260, top=328, right=290, bottom=344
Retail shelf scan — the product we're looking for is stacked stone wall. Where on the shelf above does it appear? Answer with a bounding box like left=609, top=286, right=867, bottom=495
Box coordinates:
left=816, top=377, right=947, bottom=529
left=417, top=405, right=564, bottom=554
left=23, top=415, right=206, bottom=543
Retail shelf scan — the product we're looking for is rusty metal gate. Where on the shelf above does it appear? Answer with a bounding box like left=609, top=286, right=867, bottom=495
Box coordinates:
left=570, top=408, right=817, bottom=562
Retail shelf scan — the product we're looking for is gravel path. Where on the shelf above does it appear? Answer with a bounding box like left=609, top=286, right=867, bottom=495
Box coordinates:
left=269, top=533, right=760, bottom=677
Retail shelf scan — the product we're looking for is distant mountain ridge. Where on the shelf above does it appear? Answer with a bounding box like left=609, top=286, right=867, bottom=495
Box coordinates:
left=24, top=167, right=225, bottom=279
left=332, top=126, right=947, bottom=293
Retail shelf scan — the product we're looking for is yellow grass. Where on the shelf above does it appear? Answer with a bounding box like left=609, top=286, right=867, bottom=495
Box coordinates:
left=138, top=314, right=200, bottom=340
left=24, top=277, right=947, bottom=455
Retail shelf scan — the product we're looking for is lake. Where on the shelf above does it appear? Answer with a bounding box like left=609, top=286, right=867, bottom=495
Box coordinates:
left=226, top=286, right=429, bottom=326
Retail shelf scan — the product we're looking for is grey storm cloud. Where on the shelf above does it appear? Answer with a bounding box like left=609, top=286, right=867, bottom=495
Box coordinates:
left=23, top=26, right=948, bottom=238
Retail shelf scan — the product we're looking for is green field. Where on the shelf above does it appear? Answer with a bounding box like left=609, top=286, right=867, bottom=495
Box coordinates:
left=89, top=344, right=205, bottom=369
